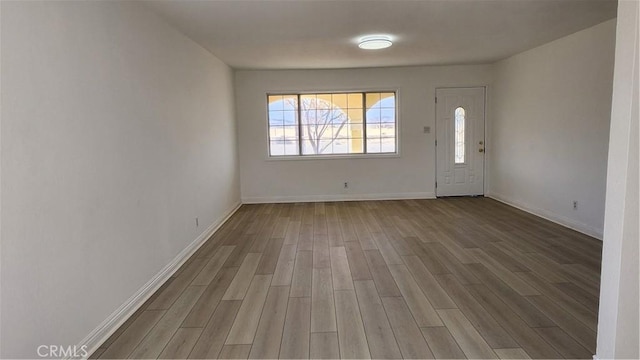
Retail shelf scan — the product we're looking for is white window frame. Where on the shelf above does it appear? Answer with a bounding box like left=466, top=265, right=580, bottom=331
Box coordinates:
left=265, top=90, right=400, bottom=160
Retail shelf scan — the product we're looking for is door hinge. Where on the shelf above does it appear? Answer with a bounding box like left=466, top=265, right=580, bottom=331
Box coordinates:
left=435, top=140, right=437, bottom=146
left=435, top=96, right=437, bottom=103
left=435, top=181, right=438, bottom=188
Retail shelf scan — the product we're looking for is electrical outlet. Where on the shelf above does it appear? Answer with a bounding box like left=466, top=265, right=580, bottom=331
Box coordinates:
left=573, top=201, right=578, bottom=210
left=423, top=126, right=431, bottom=134
left=344, top=182, right=349, bottom=189
left=195, top=217, right=199, bottom=227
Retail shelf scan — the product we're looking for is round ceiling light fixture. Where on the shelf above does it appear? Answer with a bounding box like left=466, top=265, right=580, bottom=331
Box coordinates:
left=358, top=35, right=393, bottom=50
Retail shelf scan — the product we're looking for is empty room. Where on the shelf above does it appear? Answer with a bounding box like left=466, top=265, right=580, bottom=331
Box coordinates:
left=1, top=0, right=638, bottom=359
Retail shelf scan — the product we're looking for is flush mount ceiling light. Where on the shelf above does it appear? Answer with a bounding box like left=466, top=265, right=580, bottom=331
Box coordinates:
left=358, top=35, right=393, bottom=50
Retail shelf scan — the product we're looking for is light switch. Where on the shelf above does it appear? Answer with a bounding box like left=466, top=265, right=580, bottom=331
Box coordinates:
left=423, top=126, right=431, bottom=134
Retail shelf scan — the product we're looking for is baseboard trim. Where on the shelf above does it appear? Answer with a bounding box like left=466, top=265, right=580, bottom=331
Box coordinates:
left=242, top=192, right=436, bottom=204
left=487, top=192, right=603, bottom=240
left=79, top=201, right=242, bottom=359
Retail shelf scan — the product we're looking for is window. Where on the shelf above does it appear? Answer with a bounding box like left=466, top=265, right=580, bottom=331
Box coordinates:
left=454, top=106, right=465, bottom=164
left=267, top=91, right=397, bottom=157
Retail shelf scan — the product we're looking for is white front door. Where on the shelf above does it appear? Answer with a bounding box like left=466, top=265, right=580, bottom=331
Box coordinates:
left=436, top=87, right=485, bottom=197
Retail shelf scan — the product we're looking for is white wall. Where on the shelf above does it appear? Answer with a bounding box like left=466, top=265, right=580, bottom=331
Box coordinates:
left=235, top=66, right=493, bottom=203
left=597, top=1, right=639, bottom=358
left=488, top=20, right=616, bottom=239
left=0, top=1, right=239, bottom=357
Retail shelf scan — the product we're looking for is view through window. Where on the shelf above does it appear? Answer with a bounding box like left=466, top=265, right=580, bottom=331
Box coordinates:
left=267, top=92, right=397, bottom=156
left=454, top=106, right=465, bottom=164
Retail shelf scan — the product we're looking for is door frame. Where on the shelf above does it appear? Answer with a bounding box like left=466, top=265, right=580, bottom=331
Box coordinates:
left=434, top=86, right=488, bottom=197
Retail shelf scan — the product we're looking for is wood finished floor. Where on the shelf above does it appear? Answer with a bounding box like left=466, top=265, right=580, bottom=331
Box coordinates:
left=92, top=198, right=602, bottom=359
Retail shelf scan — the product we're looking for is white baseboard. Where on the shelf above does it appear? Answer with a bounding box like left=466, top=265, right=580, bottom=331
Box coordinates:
left=242, top=192, right=436, bottom=204
left=79, top=201, right=242, bottom=359
left=487, top=192, right=603, bottom=240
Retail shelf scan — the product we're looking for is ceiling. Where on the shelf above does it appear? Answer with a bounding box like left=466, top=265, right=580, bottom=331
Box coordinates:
left=143, top=0, right=617, bottom=70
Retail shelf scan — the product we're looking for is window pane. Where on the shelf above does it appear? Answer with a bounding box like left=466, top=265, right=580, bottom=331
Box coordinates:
left=380, top=123, right=396, bottom=138
left=335, top=124, right=351, bottom=139
left=366, top=108, right=381, bottom=123
left=300, top=125, right=313, bottom=139
left=318, top=125, right=334, bottom=140
left=270, top=141, right=285, bottom=156
left=367, top=138, right=381, bottom=153
left=332, top=93, right=348, bottom=109
left=269, top=111, right=284, bottom=126
left=269, top=95, right=297, bottom=111
left=302, top=139, right=325, bottom=155
left=305, top=133, right=365, bottom=154
left=349, top=138, right=364, bottom=154
left=317, top=93, right=332, bottom=104
left=268, top=95, right=298, bottom=157
left=301, top=94, right=316, bottom=104
left=332, top=138, right=349, bottom=154
left=283, top=110, right=297, bottom=125
left=284, top=140, right=299, bottom=155
left=455, top=107, right=465, bottom=164
left=380, top=93, right=395, bottom=108
left=318, top=139, right=333, bottom=154
left=270, top=126, right=283, bottom=140
left=268, top=95, right=284, bottom=110
left=365, top=91, right=396, bottom=154
left=283, top=125, right=298, bottom=140
left=282, top=95, right=297, bottom=110
left=380, top=108, right=395, bottom=123
left=381, top=137, right=396, bottom=153
left=366, top=123, right=381, bottom=138
left=347, top=123, right=363, bottom=138
left=366, top=93, right=381, bottom=109
left=348, top=93, right=363, bottom=108
left=348, top=108, right=363, bottom=123
left=301, top=109, right=317, bottom=124
left=329, top=110, right=348, bottom=125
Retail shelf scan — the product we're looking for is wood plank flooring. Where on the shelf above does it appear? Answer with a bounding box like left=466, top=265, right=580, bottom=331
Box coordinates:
left=92, top=198, right=602, bottom=359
